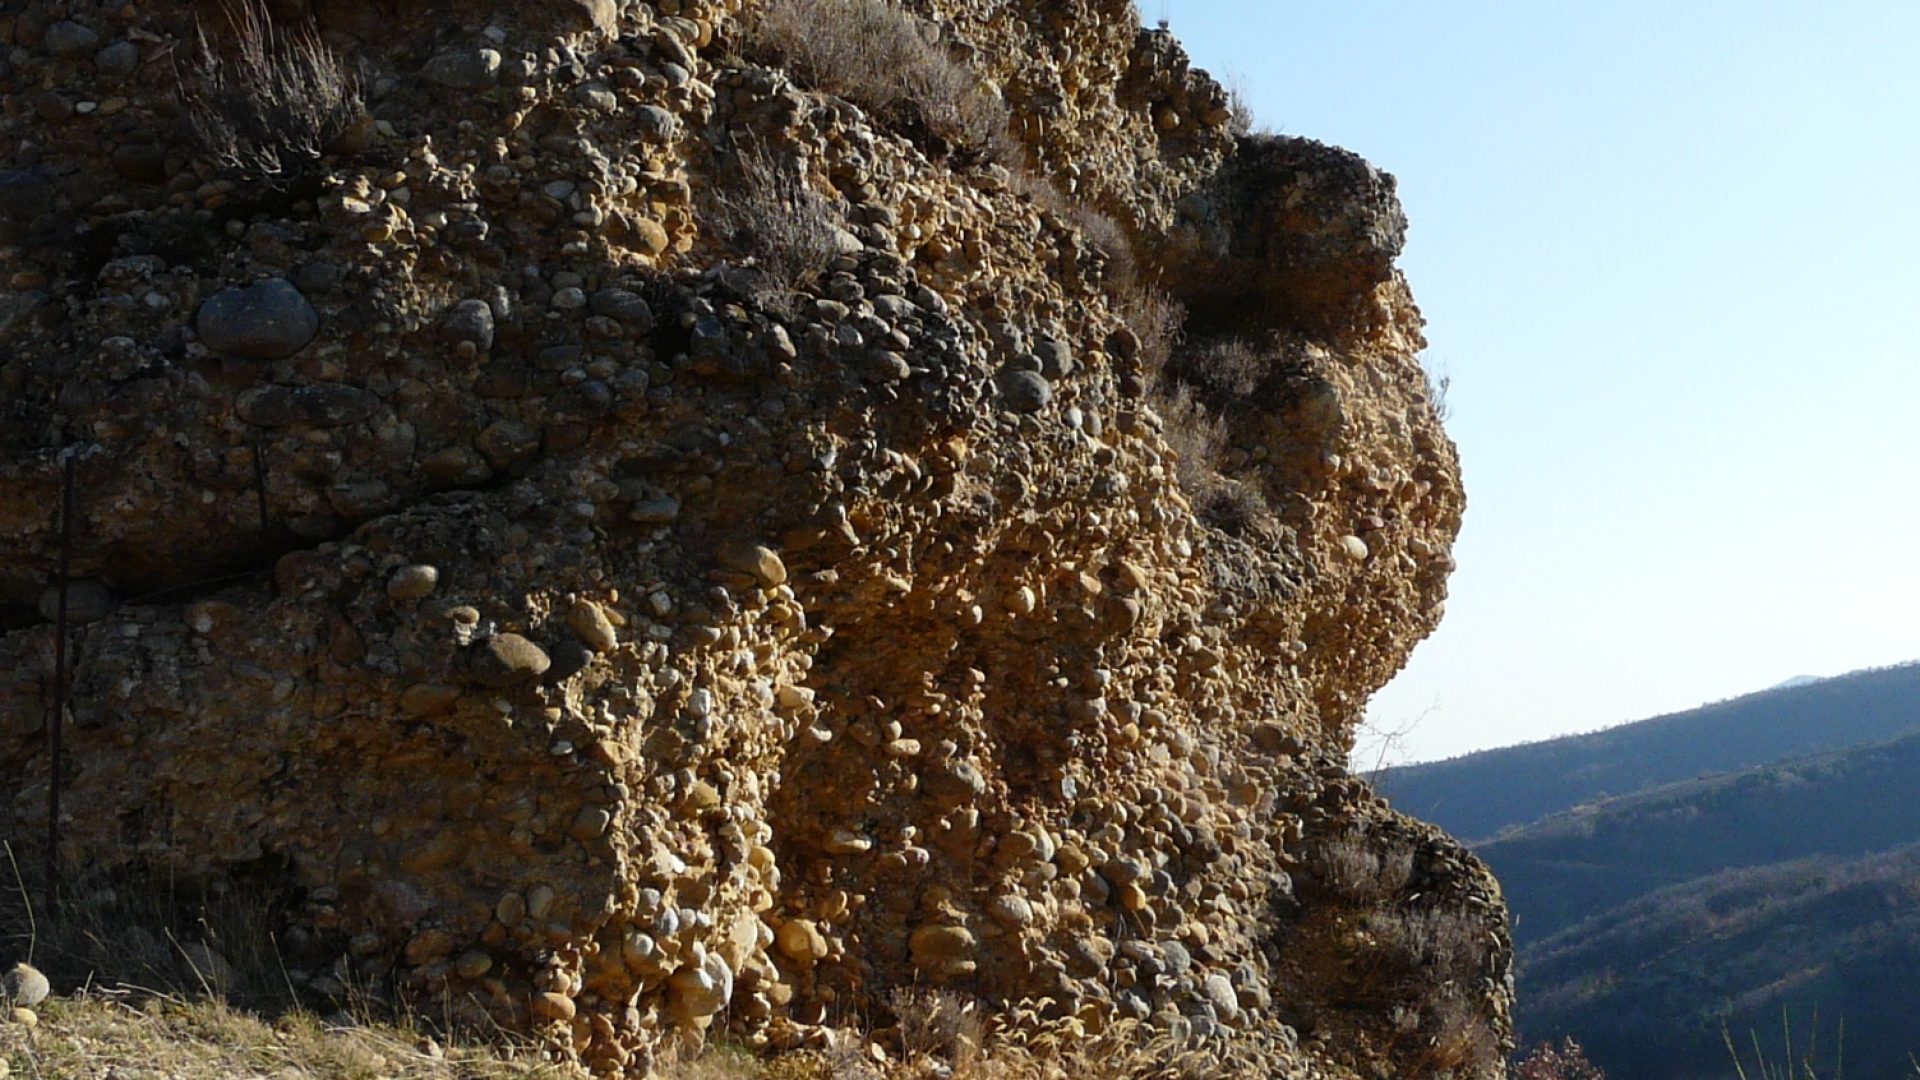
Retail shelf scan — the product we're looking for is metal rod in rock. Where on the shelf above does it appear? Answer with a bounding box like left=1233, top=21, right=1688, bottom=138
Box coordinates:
left=253, top=437, right=270, bottom=543
left=46, top=450, right=76, bottom=910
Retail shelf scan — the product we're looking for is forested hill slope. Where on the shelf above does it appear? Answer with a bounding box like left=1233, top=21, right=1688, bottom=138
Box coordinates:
left=1477, top=727, right=1920, bottom=946
left=1520, top=842, right=1920, bottom=1080
left=1376, top=662, right=1920, bottom=842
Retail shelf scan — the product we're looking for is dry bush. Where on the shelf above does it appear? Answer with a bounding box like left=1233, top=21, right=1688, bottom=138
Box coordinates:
left=1143, top=331, right=1284, bottom=535
left=1155, top=382, right=1226, bottom=496
left=1422, top=353, right=1453, bottom=421
left=1008, top=170, right=1137, bottom=289
left=1367, top=906, right=1481, bottom=973
left=1343, top=906, right=1504, bottom=1079
left=955, top=1016, right=1257, bottom=1080
left=1275, top=828, right=1508, bottom=1078
left=1178, top=338, right=1267, bottom=398
left=1315, top=829, right=1415, bottom=907
left=1222, top=73, right=1257, bottom=137
left=1114, top=286, right=1183, bottom=383
left=1513, top=1038, right=1607, bottom=1080
left=887, top=988, right=981, bottom=1066
left=1153, top=381, right=1267, bottom=534
left=0, top=851, right=561, bottom=1080
left=749, top=0, right=1011, bottom=159
left=1404, top=995, right=1505, bottom=1078
left=176, top=0, right=365, bottom=182
left=713, top=142, right=847, bottom=310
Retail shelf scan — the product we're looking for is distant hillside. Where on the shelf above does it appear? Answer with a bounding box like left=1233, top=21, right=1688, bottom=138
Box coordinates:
left=1477, top=729, right=1920, bottom=945
left=1375, top=662, right=1920, bottom=842
left=1518, top=844, right=1920, bottom=1080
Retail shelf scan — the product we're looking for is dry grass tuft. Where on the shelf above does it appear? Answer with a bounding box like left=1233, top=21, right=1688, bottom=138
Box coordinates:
left=1269, top=826, right=1509, bottom=1078
left=176, top=0, right=365, bottom=182
left=1109, top=286, right=1279, bottom=535
left=1316, top=829, right=1416, bottom=905
left=1223, top=73, right=1258, bottom=138
left=0, top=991, right=567, bottom=1080
left=713, top=142, right=847, bottom=311
left=1513, top=1038, right=1608, bottom=1079
left=748, top=0, right=1011, bottom=159
left=963, top=1016, right=1258, bottom=1079
left=1, top=855, right=297, bottom=1013
left=1155, top=382, right=1237, bottom=514
left=1147, top=335, right=1277, bottom=535
left=1114, top=287, right=1184, bottom=383
left=1008, top=170, right=1137, bottom=289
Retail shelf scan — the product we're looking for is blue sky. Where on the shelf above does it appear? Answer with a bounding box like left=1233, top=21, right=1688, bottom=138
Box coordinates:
left=1158, top=2, right=1920, bottom=763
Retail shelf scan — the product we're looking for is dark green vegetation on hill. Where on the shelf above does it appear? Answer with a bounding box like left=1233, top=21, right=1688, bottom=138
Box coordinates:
left=1377, top=661, right=1920, bottom=843
left=1377, top=663, right=1920, bottom=1079
left=1523, top=844, right=1920, bottom=1080
left=1482, top=729, right=1920, bottom=946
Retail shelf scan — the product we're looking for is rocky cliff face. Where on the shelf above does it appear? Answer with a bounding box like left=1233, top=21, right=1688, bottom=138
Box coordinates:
left=0, top=1, right=1508, bottom=1075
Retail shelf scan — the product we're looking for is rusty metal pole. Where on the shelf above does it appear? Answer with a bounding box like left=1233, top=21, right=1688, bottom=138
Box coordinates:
left=252, top=437, right=270, bottom=543
left=45, top=450, right=76, bottom=910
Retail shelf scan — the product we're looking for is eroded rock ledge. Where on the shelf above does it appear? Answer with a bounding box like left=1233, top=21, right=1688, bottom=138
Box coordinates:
left=0, top=1, right=1505, bottom=1076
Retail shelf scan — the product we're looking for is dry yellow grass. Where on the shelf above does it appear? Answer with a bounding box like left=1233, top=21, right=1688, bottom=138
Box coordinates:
left=0, top=860, right=1252, bottom=1080
left=0, top=991, right=566, bottom=1080
left=0, top=992, right=1265, bottom=1080
left=746, top=0, right=1011, bottom=159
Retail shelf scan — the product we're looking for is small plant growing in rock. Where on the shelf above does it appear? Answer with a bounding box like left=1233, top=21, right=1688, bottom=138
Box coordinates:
left=886, top=987, right=982, bottom=1068
left=749, top=0, right=1011, bottom=159
left=176, top=0, right=365, bottom=183
left=1273, top=825, right=1509, bottom=1079
left=1513, top=1038, right=1608, bottom=1079
left=1148, top=333, right=1278, bottom=535
left=1224, top=74, right=1258, bottom=137
left=711, top=142, right=846, bottom=311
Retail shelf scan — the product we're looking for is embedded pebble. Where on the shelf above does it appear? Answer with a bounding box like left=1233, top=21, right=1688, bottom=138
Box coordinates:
left=424, top=49, right=502, bottom=89
left=590, top=289, right=653, bottom=330
left=995, top=368, right=1053, bottom=413
left=988, top=894, right=1034, bottom=927
left=386, top=564, right=440, bottom=601
left=196, top=278, right=319, bottom=360
left=775, top=919, right=828, bottom=965
left=1203, top=972, right=1241, bottom=1022
left=94, top=40, right=140, bottom=77
left=45, top=20, right=100, bottom=58
left=824, top=829, right=872, bottom=855
left=720, top=543, right=787, bottom=588
left=470, top=633, right=551, bottom=687
left=567, top=599, right=619, bottom=651
left=438, top=299, right=496, bottom=353
left=1, top=963, right=49, bottom=1008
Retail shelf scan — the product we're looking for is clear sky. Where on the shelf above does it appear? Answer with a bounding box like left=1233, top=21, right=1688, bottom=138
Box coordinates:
left=1157, top=2, right=1920, bottom=764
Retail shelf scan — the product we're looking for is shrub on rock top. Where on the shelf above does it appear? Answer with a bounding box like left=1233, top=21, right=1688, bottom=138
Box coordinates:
left=748, top=0, right=1011, bottom=160
left=176, top=0, right=365, bottom=182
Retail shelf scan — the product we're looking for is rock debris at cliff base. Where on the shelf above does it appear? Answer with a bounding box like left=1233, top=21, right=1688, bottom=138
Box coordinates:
left=0, top=0, right=1508, bottom=1076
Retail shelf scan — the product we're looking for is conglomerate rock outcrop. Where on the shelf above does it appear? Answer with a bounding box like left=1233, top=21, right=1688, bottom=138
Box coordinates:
left=0, top=0, right=1508, bottom=1075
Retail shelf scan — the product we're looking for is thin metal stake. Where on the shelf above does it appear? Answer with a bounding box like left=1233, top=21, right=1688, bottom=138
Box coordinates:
left=252, top=437, right=270, bottom=542
left=46, top=451, right=76, bottom=911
